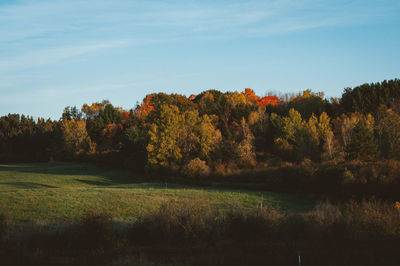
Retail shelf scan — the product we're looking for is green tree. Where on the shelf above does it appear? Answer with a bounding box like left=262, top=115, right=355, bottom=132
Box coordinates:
left=62, top=106, right=82, bottom=121
left=346, top=116, right=378, bottom=160
left=376, top=107, right=400, bottom=159
left=341, top=79, right=400, bottom=114
left=288, top=90, right=327, bottom=120
left=271, top=109, right=320, bottom=161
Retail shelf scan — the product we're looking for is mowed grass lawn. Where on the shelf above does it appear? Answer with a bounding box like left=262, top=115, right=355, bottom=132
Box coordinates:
left=0, top=163, right=315, bottom=223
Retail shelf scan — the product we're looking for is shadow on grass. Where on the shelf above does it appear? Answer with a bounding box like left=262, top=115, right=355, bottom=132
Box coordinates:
left=0, top=162, right=136, bottom=184
left=74, top=179, right=114, bottom=186
left=0, top=182, right=58, bottom=189
left=0, top=163, right=315, bottom=213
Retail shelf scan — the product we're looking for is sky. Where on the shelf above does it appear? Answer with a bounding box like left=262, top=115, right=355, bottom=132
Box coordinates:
left=1, top=0, right=399, bottom=119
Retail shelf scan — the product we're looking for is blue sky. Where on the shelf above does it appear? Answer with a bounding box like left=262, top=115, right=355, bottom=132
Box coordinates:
left=1, top=0, right=399, bottom=119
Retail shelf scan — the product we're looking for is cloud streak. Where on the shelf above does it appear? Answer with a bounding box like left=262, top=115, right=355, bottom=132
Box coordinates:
left=1, top=0, right=399, bottom=118
left=0, top=0, right=398, bottom=72
left=0, top=41, right=127, bottom=72
left=1, top=0, right=398, bottom=45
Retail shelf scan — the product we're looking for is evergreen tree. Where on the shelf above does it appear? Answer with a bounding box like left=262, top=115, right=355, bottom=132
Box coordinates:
left=346, top=117, right=378, bottom=160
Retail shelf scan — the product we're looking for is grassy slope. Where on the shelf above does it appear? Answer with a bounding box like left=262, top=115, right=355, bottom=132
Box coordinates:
left=0, top=163, right=314, bottom=223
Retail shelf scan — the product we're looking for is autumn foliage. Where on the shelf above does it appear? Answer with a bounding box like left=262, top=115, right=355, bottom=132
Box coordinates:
left=136, top=94, right=155, bottom=120
left=2, top=80, right=400, bottom=189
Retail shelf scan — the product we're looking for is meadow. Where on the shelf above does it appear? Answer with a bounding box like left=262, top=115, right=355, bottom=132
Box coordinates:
left=1, top=163, right=400, bottom=265
left=0, top=162, right=313, bottom=223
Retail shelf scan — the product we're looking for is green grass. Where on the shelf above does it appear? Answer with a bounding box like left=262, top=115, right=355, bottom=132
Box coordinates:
left=0, top=163, right=315, bottom=223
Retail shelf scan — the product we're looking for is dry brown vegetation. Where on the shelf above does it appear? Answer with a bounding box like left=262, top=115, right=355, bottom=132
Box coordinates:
left=1, top=199, right=400, bottom=265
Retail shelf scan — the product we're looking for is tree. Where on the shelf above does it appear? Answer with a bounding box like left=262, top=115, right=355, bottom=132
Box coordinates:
left=376, top=107, right=400, bottom=159
left=197, top=114, right=222, bottom=160
left=135, top=94, right=155, bottom=121
left=61, top=119, right=90, bottom=155
left=81, top=100, right=110, bottom=120
left=333, top=113, right=361, bottom=149
left=288, top=90, right=327, bottom=120
left=346, top=116, right=378, bottom=160
left=271, top=109, right=320, bottom=161
left=146, top=105, right=222, bottom=169
left=147, top=105, right=184, bottom=168
left=243, top=88, right=259, bottom=104
left=321, top=130, right=343, bottom=162
left=340, top=79, right=400, bottom=114
left=62, top=106, right=82, bottom=121
left=256, top=96, right=280, bottom=108
left=317, top=112, right=331, bottom=142
left=316, top=112, right=343, bottom=162
left=237, top=118, right=256, bottom=167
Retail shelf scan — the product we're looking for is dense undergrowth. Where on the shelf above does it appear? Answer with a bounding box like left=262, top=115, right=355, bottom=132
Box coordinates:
left=144, top=159, right=400, bottom=201
left=1, top=199, right=400, bottom=265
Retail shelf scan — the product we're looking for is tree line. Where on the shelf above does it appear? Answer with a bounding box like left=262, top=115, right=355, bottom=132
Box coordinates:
left=1, top=79, right=400, bottom=178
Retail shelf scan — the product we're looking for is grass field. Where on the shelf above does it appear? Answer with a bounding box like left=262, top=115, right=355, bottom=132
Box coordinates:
left=0, top=162, right=314, bottom=223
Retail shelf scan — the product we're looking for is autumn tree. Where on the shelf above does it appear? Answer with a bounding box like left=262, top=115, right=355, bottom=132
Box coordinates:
left=147, top=105, right=183, bottom=168
left=81, top=100, right=110, bottom=121
left=237, top=118, right=256, bottom=167
left=146, top=104, right=221, bottom=170
left=135, top=94, right=155, bottom=121
left=333, top=113, right=361, bottom=150
left=257, top=96, right=280, bottom=108
left=243, top=88, right=259, bottom=104
left=61, top=119, right=91, bottom=155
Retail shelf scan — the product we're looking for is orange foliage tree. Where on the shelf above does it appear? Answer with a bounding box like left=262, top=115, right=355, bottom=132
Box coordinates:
left=256, top=96, right=280, bottom=108
left=136, top=94, right=155, bottom=120
left=243, top=88, right=259, bottom=104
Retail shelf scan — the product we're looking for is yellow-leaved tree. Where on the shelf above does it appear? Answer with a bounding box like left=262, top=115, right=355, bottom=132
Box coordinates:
left=61, top=119, right=91, bottom=155
left=146, top=105, right=222, bottom=170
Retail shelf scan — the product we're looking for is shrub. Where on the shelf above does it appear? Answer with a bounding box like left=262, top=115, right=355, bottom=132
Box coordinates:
left=342, top=168, right=356, bottom=184
left=273, top=138, right=293, bottom=161
left=226, top=208, right=283, bottom=241
left=212, top=161, right=240, bottom=176
left=77, top=210, right=113, bottom=248
left=181, top=158, right=210, bottom=177
left=213, top=162, right=227, bottom=176
left=0, top=211, right=6, bottom=242
left=300, top=200, right=400, bottom=239
left=129, top=200, right=218, bottom=245
left=343, top=199, right=400, bottom=238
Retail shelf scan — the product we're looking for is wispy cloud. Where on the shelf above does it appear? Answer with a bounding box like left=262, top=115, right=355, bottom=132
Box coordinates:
left=1, top=0, right=400, bottom=118
left=1, top=0, right=398, bottom=72
left=1, top=0, right=398, bottom=46
left=0, top=40, right=126, bottom=72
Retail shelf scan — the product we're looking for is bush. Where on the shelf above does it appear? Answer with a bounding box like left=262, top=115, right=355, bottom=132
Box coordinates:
left=343, top=199, right=400, bottom=238
left=299, top=200, right=400, bottom=239
left=212, top=161, right=240, bottom=176
left=342, top=168, right=356, bottom=184
left=273, top=138, right=293, bottom=161
left=226, top=208, right=283, bottom=241
left=0, top=211, right=6, bottom=242
left=129, top=200, right=218, bottom=245
left=181, top=158, right=210, bottom=177
left=77, top=210, right=114, bottom=248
